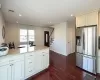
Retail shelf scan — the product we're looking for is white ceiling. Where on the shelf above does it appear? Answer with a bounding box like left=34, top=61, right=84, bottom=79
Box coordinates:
left=0, top=0, right=100, bottom=27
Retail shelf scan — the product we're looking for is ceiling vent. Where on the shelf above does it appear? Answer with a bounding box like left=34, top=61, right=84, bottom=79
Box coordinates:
left=8, top=10, right=14, bottom=12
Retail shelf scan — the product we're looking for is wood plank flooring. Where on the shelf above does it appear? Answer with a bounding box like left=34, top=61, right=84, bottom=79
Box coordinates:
left=27, top=51, right=100, bottom=80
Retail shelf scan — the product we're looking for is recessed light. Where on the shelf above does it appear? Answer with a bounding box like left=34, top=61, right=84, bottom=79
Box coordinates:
left=16, top=21, right=18, bottom=23
left=19, top=14, right=22, bottom=16
left=48, top=22, right=51, bottom=23
left=71, top=14, right=74, bottom=16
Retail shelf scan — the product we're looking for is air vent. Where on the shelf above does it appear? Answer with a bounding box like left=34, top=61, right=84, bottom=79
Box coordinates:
left=8, top=10, right=14, bottom=12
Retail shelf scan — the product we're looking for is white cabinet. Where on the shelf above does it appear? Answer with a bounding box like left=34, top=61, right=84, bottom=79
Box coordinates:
left=25, top=48, right=49, bottom=79
left=12, top=61, right=24, bottom=80
left=35, top=52, right=43, bottom=72
left=76, top=15, right=86, bottom=27
left=42, top=52, right=49, bottom=69
left=0, top=55, right=25, bottom=80
left=76, top=11, right=98, bottom=27
left=37, top=49, right=49, bottom=71
left=0, top=65, right=12, bottom=80
left=0, top=48, right=49, bottom=80
left=25, top=53, right=36, bottom=78
left=86, top=12, right=98, bottom=26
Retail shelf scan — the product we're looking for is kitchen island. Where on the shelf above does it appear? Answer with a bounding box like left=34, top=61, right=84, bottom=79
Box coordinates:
left=0, top=46, right=49, bottom=80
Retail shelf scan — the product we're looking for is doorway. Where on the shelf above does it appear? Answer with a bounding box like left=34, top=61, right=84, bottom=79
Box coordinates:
left=44, top=31, right=49, bottom=47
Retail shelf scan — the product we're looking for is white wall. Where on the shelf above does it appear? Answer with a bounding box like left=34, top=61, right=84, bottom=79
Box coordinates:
left=50, top=22, right=67, bottom=56
left=50, top=21, right=76, bottom=56
left=67, top=21, right=76, bottom=53
left=5, top=23, right=53, bottom=47
left=0, top=9, right=5, bottom=45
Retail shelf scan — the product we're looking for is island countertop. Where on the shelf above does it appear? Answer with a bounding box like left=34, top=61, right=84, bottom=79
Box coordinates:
left=0, top=46, right=49, bottom=60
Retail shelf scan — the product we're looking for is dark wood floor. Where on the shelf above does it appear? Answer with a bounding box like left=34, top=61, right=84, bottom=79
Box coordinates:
left=28, top=51, right=100, bottom=80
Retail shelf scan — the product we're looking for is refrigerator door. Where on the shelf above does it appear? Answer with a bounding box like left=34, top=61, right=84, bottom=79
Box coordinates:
left=87, top=27, right=96, bottom=56
left=83, top=26, right=96, bottom=56
left=83, top=28, right=88, bottom=55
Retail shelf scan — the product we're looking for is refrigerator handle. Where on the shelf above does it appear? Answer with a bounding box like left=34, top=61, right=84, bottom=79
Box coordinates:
left=83, top=31, right=85, bottom=50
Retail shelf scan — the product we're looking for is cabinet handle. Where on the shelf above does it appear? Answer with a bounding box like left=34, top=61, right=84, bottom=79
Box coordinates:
left=29, top=62, right=32, bottom=64
left=29, top=70, right=32, bottom=72
left=10, top=60, right=14, bottom=62
left=10, top=64, right=13, bottom=66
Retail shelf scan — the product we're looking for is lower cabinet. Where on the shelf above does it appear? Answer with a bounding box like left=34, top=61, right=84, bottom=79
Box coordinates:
left=12, top=61, right=24, bottom=80
left=0, top=60, right=24, bottom=80
left=42, top=53, right=49, bottom=69
left=25, top=53, right=37, bottom=78
left=0, top=64, right=12, bottom=80
left=35, top=52, right=43, bottom=72
left=25, top=49, right=49, bottom=79
left=0, top=48, right=49, bottom=80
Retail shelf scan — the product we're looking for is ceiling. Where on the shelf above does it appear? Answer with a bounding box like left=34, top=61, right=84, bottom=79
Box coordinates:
left=0, top=0, right=100, bottom=27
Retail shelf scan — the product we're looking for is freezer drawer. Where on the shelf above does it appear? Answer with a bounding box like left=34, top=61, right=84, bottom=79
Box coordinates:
left=76, top=53, right=96, bottom=74
left=76, top=53, right=83, bottom=68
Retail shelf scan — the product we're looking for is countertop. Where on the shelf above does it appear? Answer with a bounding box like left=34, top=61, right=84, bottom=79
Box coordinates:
left=0, top=46, right=49, bottom=60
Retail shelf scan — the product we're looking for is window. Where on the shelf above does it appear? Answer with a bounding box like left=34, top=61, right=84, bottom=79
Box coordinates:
left=20, top=29, right=27, bottom=42
left=28, top=30, right=35, bottom=42
left=20, top=29, right=35, bottom=52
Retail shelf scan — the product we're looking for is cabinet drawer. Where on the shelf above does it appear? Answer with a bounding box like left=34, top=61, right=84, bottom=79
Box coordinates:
left=9, top=55, right=24, bottom=63
left=41, top=49, right=49, bottom=55
left=25, top=66, right=34, bottom=78
left=25, top=59, right=33, bottom=66
left=0, top=59, right=10, bottom=66
left=25, top=53, right=35, bottom=58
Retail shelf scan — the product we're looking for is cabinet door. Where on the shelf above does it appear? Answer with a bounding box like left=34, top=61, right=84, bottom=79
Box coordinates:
left=12, top=61, right=24, bottom=80
left=86, top=12, right=98, bottom=26
left=42, top=53, right=49, bottom=69
left=76, top=15, right=86, bottom=27
left=35, top=52, right=43, bottom=73
left=0, top=65, right=11, bottom=80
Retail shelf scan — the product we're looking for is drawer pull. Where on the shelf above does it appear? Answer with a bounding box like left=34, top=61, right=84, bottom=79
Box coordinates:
left=29, top=70, right=32, bottom=72
left=10, top=64, right=13, bottom=66
left=10, top=60, right=14, bottom=62
left=29, top=62, right=32, bottom=64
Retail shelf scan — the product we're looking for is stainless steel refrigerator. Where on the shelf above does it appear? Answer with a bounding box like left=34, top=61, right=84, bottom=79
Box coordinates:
left=76, top=26, right=97, bottom=74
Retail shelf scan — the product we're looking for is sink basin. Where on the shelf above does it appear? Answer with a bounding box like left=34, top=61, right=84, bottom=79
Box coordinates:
left=0, top=47, right=9, bottom=56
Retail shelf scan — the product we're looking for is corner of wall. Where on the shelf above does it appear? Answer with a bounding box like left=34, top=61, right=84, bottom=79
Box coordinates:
left=0, top=9, right=5, bottom=45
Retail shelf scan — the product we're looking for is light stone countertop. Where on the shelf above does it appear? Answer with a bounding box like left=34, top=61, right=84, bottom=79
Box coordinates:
left=0, top=46, right=49, bottom=60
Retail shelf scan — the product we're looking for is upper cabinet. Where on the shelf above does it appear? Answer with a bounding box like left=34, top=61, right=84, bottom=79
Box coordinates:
left=86, top=12, right=98, bottom=26
left=76, top=11, right=98, bottom=28
left=76, top=15, right=86, bottom=27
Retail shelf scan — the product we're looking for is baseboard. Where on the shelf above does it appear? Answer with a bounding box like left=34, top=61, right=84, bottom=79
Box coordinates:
left=50, top=50, right=67, bottom=57
left=96, top=73, right=100, bottom=77
left=26, top=68, right=49, bottom=80
left=50, top=50, right=75, bottom=57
